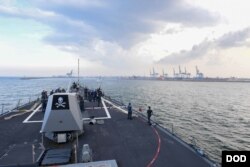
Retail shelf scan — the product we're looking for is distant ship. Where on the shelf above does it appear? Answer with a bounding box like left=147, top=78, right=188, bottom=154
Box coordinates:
left=20, top=76, right=46, bottom=80
left=20, top=70, right=74, bottom=80
left=52, top=70, right=73, bottom=78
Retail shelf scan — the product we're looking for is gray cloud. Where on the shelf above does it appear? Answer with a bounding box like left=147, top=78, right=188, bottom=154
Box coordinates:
left=0, top=0, right=220, bottom=47
left=0, top=0, right=220, bottom=71
left=159, top=40, right=214, bottom=64
left=217, top=27, right=250, bottom=48
left=33, top=0, right=219, bottom=47
left=158, top=27, right=250, bottom=64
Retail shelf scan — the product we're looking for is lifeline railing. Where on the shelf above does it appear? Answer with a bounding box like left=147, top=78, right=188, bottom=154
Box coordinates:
left=0, top=94, right=40, bottom=116
left=104, top=95, right=220, bottom=167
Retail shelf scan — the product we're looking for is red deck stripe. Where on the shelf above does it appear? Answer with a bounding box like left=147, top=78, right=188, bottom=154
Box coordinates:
left=147, top=126, right=161, bottom=167
left=133, top=116, right=162, bottom=167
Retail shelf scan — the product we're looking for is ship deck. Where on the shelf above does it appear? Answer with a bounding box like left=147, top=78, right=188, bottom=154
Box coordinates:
left=0, top=97, right=215, bottom=167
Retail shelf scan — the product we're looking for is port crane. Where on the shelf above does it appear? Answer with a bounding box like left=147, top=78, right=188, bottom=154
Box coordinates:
left=195, top=66, right=204, bottom=79
left=150, top=67, right=159, bottom=78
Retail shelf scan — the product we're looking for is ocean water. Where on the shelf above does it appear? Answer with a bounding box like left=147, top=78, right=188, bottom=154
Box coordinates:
left=1, top=77, right=250, bottom=163
left=0, top=77, right=69, bottom=112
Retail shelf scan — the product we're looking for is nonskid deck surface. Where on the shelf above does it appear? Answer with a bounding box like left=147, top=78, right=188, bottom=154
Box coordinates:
left=0, top=99, right=212, bottom=167
left=0, top=111, right=42, bottom=166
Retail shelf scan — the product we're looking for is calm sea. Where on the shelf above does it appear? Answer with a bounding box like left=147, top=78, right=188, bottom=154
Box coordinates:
left=0, top=77, right=250, bottom=163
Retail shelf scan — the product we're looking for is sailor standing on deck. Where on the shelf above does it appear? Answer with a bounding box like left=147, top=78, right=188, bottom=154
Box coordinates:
left=147, top=106, right=153, bottom=125
left=41, top=90, right=48, bottom=112
left=127, top=103, right=132, bottom=120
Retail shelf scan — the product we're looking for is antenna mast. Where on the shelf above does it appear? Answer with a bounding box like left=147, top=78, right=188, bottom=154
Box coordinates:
left=78, top=58, right=79, bottom=84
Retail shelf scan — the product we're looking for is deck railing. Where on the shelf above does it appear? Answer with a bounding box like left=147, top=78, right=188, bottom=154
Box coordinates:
left=0, top=94, right=40, bottom=116
left=104, top=95, right=219, bottom=167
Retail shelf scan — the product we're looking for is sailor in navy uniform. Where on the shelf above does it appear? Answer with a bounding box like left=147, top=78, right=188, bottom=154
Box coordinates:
left=147, top=106, right=153, bottom=125
left=127, top=103, right=132, bottom=120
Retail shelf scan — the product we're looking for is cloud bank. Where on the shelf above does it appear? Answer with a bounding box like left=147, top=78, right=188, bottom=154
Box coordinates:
left=0, top=1, right=219, bottom=47
left=158, top=27, right=250, bottom=64
left=33, top=0, right=219, bottom=47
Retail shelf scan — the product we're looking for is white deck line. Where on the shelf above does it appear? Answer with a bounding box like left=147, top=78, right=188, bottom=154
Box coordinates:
left=85, top=107, right=112, bottom=110
left=82, top=117, right=110, bottom=121
left=24, top=120, right=43, bottom=123
left=24, top=99, right=111, bottom=123
left=81, top=98, right=111, bottom=121
left=102, top=98, right=127, bottom=114
left=101, top=97, right=111, bottom=118
left=23, top=104, right=43, bottom=123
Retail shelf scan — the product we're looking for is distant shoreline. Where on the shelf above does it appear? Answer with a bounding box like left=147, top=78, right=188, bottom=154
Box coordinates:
left=1, top=76, right=250, bottom=83
left=125, top=76, right=250, bottom=83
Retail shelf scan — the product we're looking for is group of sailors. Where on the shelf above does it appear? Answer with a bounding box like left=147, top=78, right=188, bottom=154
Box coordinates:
left=41, top=87, right=67, bottom=112
left=127, top=103, right=153, bottom=125
left=40, top=84, right=104, bottom=112
left=41, top=88, right=66, bottom=112
left=50, top=88, right=66, bottom=95
left=41, top=84, right=153, bottom=124
left=71, top=82, right=79, bottom=92
left=84, top=87, right=103, bottom=107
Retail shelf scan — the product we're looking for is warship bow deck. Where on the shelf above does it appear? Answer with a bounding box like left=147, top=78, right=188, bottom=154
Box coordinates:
left=0, top=96, right=216, bottom=167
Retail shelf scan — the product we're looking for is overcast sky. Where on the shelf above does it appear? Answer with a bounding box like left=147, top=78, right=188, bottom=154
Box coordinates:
left=0, top=0, right=250, bottom=77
